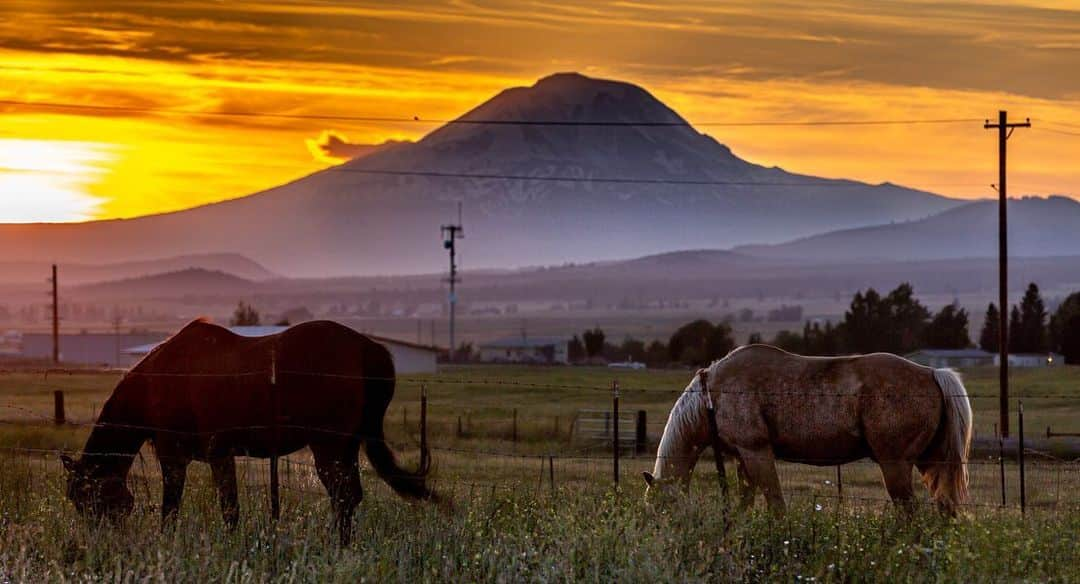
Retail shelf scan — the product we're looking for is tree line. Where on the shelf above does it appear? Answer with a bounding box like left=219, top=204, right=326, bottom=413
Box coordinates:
left=568, top=282, right=1080, bottom=367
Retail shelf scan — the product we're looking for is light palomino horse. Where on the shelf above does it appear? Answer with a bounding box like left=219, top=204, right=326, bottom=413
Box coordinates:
left=644, top=345, right=973, bottom=515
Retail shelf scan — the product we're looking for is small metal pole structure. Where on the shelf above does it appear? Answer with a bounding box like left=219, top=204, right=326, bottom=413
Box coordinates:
left=403, top=407, right=408, bottom=433
left=53, top=390, right=65, bottom=425
left=635, top=410, right=647, bottom=456
left=1018, top=401, right=1026, bottom=514
left=512, top=408, right=518, bottom=444
left=420, top=385, right=429, bottom=470
left=999, top=430, right=1007, bottom=507
left=835, top=465, right=843, bottom=504
left=548, top=455, right=555, bottom=493
left=269, top=347, right=280, bottom=521
left=612, top=379, right=620, bottom=487
left=457, top=415, right=463, bottom=438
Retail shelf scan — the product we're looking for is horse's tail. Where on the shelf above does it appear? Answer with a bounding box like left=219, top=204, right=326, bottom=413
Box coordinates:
left=922, top=368, right=973, bottom=515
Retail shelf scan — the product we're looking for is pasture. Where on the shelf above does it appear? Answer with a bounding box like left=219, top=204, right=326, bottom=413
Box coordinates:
left=1, top=364, right=1078, bottom=580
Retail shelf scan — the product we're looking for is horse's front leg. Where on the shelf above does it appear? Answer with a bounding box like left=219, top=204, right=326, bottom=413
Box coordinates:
left=159, top=457, right=190, bottom=527
left=735, top=456, right=757, bottom=510
left=736, top=446, right=785, bottom=513
left=210, top=456, right=240, bottom=529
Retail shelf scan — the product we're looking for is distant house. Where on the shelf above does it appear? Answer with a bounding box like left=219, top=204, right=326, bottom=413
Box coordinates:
left=22, top=330, right=170, bottom=368
left=906, top=349, right=995, bottom=369
left=993, top=353, right=1065, bottom=368
left=123, top=324, right=441, bottom=373
left=477, top=336, right=570, bottom=364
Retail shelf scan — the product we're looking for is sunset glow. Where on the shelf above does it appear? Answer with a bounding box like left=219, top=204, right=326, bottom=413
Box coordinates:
left=1, top=0, right=1078, bottom=222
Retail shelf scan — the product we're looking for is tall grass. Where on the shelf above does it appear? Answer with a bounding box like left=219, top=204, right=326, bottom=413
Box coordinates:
left=0, top=457, right=1076, bottom=581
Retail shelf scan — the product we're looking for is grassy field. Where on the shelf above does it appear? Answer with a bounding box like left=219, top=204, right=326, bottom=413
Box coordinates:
left=0, top=364, right=1078, bottom=580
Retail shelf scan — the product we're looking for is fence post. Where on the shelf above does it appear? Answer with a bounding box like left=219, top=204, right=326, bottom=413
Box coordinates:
left=835, top=465, right=843, bottom=504
left=1018, top=401, right=1026, bottom=515
left=403, top=407, right=408, bottom=433
left=548, top=455, right=555, bottom=494
left=612, top=379, right=620, bottom=487
left=999, top=432, right=1007, bottom=507
left=53, top=390, right=65, bottom=425
left=457, top=415, right=463, bottom=438
left=512, top=408, right=518, bottom=444
left=635, top=410, right=647, bottom=456
left=420, top=385, right=429, bottom=470
left=269, top=346, right=280, bottom=521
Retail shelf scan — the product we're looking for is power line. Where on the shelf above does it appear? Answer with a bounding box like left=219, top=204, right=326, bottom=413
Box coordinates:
left=0, top=98, right=983, bottom=127
left=330, top=167, right=986, bottom=188
left=1037, top=126, right=1080, bottom=137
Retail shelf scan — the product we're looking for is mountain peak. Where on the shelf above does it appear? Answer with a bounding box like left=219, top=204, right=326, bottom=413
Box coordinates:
left=453, top=71, right=686, bottom=125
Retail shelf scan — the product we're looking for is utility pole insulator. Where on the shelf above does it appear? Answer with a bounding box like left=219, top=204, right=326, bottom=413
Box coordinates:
left=984, top=110, right=1030, bottom=438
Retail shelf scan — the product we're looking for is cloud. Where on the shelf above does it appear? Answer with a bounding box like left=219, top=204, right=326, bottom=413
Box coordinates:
left=304, top=131, right=410, bottom=164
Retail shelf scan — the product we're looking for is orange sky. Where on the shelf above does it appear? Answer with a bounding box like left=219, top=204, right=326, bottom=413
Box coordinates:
left=1, top=0, right=1078, bottom=222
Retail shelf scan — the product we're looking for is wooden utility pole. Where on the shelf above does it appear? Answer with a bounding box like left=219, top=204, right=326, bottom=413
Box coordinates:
left=441, top=203, right=464, bottom=361
left=984, top=111, right=1030, bottom=438
left=50, top=264, right=59, bottom=364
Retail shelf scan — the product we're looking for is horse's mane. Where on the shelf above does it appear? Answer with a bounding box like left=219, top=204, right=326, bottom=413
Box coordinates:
left=652, top=349, right=746, bottom=478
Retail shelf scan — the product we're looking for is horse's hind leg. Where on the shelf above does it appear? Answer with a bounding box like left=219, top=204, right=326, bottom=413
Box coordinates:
left=312, top=441, right=364, bottom=547
left=879, top=461, right=915, bottom=512
left=737, top=447, right=785, bottom=513
left=210, top=456, right=239, bottom=529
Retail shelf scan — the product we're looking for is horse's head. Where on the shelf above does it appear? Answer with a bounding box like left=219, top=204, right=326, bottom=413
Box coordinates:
left=60, top=454, right=134, bottom=521
left=641, top=470, right=688, bottom=505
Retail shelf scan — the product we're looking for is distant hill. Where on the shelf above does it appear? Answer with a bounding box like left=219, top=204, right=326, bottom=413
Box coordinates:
left=735, top=196, right=1080, bottom=261
left=0, top=72, right=963, bottom=277
left=73, top=268, right=257, bottom=299
left=0, top=253, right=276, bottom=285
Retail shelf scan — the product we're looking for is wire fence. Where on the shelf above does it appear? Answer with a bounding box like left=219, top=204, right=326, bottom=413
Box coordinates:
left=0, top=366, right=1077, bottom=517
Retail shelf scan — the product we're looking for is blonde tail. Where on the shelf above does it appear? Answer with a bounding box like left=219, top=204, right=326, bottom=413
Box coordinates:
left=923, top=368, right=973, bottom=515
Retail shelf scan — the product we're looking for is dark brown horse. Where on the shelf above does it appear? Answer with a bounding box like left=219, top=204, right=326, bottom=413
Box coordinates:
left=60, top=319, right=434, bottom=544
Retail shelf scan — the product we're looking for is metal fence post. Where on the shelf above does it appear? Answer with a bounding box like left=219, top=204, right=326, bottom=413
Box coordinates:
left=512, top=408, right=518, bottom=444
left=53, top=390, right=65, bottom=425
left=548, top=455, right=555, bottom=493
left=420, top=385, right=429, bottom=470
left=612, top=379, right=620, bottom=487
left=835, top=465, right=843, bottom=504
left=269, top=346, right=280, bottom=521
left=635, top=410, right=647, bottom=456
left=1018, top=401, right=1026, bottom=515
left=999, top=434, right=1007, bottom=507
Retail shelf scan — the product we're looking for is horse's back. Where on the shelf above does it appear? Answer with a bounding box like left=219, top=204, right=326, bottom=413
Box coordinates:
left=120, top=320, right=393, bottom=457
left=715, top=345, right=941, bottom=464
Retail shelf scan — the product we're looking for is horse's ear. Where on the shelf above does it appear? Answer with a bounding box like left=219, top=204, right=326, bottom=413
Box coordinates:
left=60, top=454, right=77, bottom=473
left=642, top=471, right=654, bottom=487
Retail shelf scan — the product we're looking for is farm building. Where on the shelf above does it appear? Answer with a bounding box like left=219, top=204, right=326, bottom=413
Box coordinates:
left=994, top=352, right=1065, bottom=368
left=21, top=330, right=170, bottom=367
left=906, top=349, right=995, bottom=368
left=477, top=336, right=570, bottom=364
left=122, top=324, right=441, bottom=374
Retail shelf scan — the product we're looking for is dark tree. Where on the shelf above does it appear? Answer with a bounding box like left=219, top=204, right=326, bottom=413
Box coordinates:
left=1061, top=315, right=1080, bottom=365
left=568, top=335, right=585, bottom=363
left=923, top=304, right=970, bottom=349
left=979, top=303, right=1000, bottom=352
left=582, top=328, right=606, bottom=359
left=885, top=283, right=931, bottom=354
left=1008, top=306, right=1023, bottom=353
left=1016, top=283, right=1048, bottom=353
left=230, top=301, right=261, bottom=326
left=668, top=319, right=733, bottom=366
left=644, top=340, right=668, bottom=367
left=1049, top=291, right=1080, bottom=363
left=770, top=330, right=804, bottom=353
left=620, top=338, right=646, bottom=362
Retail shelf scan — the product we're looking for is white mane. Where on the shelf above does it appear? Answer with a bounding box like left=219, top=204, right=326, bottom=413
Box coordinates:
left=651, top=357, right=730, bottom=480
